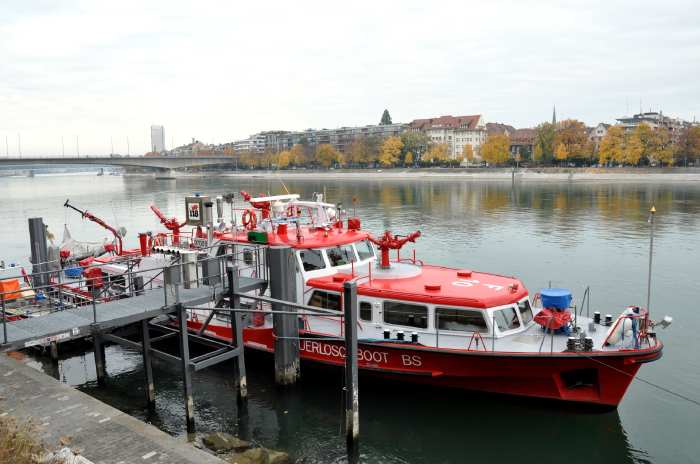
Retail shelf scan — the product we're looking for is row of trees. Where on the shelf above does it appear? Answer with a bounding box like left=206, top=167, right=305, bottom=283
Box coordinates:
left=232, top=131, right=467, bottom=169
left=230, top=122, right=700, bottom=169
left=531, top=120, right=700, bottom=166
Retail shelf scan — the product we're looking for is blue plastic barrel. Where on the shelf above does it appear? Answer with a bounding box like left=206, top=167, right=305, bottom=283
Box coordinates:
left=540, top=288, right=572, bottom=310
left=64, top=266, right=82, bottom=279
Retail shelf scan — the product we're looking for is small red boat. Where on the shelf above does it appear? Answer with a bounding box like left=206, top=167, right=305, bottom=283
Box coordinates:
left=176, top=191, right=665, bottom=408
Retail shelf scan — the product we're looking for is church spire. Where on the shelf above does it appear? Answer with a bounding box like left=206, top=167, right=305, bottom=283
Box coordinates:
left=552, top=105, right=557, bottom=125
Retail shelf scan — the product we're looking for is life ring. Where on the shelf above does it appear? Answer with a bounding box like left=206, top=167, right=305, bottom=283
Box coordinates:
left=242, top=209, right=257, bottom=230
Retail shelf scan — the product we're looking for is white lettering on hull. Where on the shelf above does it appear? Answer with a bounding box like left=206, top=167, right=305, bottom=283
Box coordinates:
left=299, top=340, right=422, bottom=367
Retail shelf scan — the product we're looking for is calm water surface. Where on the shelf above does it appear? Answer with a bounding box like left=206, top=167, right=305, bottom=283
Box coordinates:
left=1, top=174, right=699, bottom=464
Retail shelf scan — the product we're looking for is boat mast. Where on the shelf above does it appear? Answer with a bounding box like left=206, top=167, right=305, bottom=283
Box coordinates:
left=646, top=205, right=656, bottom=315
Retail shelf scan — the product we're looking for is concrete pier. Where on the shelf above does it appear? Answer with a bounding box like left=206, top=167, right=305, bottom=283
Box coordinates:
left=0, top=353, right=225, bottom=464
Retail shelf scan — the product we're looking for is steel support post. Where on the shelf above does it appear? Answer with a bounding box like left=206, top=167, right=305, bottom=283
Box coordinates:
left=141, top=319, right=156, bottom=409
left=228, top=266, right=247, bottom=401
left=343, top=281, right=359, bottom=461
left=268, top=246, right=299, bottom=385
left=176, top=303, right=196, bottom=433
left=28, top=217, right=49, bottom=288
left=1, top=295, right=7, bottom=345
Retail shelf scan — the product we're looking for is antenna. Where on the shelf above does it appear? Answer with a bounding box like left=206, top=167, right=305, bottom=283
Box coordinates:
left=646, top=206, right=656, bottom=316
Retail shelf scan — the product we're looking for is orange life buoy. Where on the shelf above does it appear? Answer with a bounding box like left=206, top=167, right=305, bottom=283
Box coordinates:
left=242, top=209, right=257, bottom=230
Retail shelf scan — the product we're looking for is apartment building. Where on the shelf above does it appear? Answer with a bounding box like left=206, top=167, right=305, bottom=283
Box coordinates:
left=408, top=115, right=487, bottom=159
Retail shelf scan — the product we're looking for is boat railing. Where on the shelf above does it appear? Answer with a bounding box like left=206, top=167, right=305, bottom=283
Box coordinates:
left=1, top=252, right=247, bottom=344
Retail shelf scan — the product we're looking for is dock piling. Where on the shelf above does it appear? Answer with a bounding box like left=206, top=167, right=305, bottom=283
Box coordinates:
left=93, top=333, right=106, bottom=385
left=343, top=280, right=359, bottom=461
left=28, top=218, right=49, bottom=288
left=176, top=302, right=196, bottom=433
left=268, top=246, right=299, bottom=385
left=228, top=266, right=248, bottom=401
left=141, top=319, right=156, bottom=409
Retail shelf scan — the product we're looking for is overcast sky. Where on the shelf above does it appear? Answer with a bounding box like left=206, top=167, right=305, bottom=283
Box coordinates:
left=1, top=0, right=698, bottom=156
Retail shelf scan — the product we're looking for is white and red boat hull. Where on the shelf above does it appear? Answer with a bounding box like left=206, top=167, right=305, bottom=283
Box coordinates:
left=188, top=320, right=662, bottom=407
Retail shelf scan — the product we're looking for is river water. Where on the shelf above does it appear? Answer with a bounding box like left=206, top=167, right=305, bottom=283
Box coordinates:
left=1, top=174, right=699, bottom=464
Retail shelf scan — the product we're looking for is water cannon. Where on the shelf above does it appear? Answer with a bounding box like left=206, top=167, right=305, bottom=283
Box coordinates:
left=368, top=230, right=421, bottom=269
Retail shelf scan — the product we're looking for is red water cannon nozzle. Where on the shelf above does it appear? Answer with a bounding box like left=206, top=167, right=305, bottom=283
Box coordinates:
left=368, top=230, right=421, bottom=268
left=240, top=190, right=271, bottom=219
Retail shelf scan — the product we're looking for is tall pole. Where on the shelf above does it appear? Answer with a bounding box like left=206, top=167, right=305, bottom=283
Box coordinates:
left=18, top=133, right=21, bottom=158
left=127, top=137, right=130, bottom=156
left=5, top=135, right=8, bottom=157
left=646, top=206, right=656, bottom=316
left=110, top=136, right=114, bottom=155
left=61, top=136, right=65, bottom=156
left=76, top=135, right=80, bottom=157
left=343, top=280, right=359, bottom=461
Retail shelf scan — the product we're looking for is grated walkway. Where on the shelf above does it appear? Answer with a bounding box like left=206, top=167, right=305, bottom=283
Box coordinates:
left=1, top=277, right=266, bottom=351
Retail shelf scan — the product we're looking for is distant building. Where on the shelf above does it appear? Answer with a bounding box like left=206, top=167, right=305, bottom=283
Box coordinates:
left=150, top=125, right=165, bottom=153
left=485, top=122, right=516, bottom=136
left=616, top=111, right=691, bottom=141
left=588, top=123, right=610, bottom=149
left=509, top=128, right=536, bottom=159
left=233, top=124, right=407, bottom=155
left=409, top=115, right=487, bottom=159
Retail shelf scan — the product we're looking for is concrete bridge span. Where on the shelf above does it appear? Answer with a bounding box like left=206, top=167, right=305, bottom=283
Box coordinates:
left=0, top=155, right=236, bottom=172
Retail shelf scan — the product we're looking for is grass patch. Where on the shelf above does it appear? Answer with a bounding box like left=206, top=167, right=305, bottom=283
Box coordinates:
left=0, top=415, right=63, bottom=464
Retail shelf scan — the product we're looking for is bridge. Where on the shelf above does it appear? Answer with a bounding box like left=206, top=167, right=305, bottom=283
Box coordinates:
left=0, top=155, right=237, bottom=173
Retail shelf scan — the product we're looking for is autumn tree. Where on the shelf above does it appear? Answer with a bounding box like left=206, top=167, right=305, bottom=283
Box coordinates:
left=315, top=144, right=342, bottom=168
left=380, top=109, right=392, bottom=125
left=554, top=143, right=569, bottom=163
left=290, top=144, right=307, bottom=166
left=277, top=150, right=291, bottom=169
left=424, top=143, right=450, bottom=164
left=480, top=134, right=511, bottom=165
left=364, top=135, right=381, bottom=165
left=675, top=126, right=700, bottom=166
left=404, top=151, right=414, bottom=166
left=534, top=122, right=556, bottom=164
left=400, top=131, right=430, bottom=163
left=347, top=138, right=368, bottom=166
left=623, top=131, right=643, bottom=165
left=462, top=144, right=474, bottom=163
left=379, top=136, right=403, bottom=167
left=598, top=126, right=624, bottom=165
left=555, top=119, right=588, bottom=161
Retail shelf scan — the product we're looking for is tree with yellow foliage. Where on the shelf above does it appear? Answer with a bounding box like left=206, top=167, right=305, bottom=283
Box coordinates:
left=424, top=143, right=449, bottom=164
left=554, top=143, right=569, bottom=162
left=277, top=150, right=291, bottom=169
left=598, top=126, right=624, bottom=165
left=404, top=151, right=414, bottom=166
left=290, top=144, right=307, bottom=166
left=379, top=136, right=403, bottom=167
left=347, top=138, right=367, bottom=166
left=462, top=144, right=474, bottom=163
left=623, top=131, right=643, bottom=165
left=480, top=134, right=511, bottom=165
left=315, top=144, right=342, bottom=168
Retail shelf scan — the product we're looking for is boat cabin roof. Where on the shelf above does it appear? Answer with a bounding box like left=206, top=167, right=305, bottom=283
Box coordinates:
left=306, top=264, right=528, bottom=309
left=214, top=227, right=369, bottom=249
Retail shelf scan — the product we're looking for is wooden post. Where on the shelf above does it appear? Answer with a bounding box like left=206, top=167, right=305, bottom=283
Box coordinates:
left=343, top=280, right=359, bottom=461
left=50, top=341, right=59, bottom=362
left=176, top=302, right=196, bottom=434
left=268, top=246, right=299, bottom=385
left=227, top=266, right=247, bottom=401
left=141, top=319, right=156, bottom=409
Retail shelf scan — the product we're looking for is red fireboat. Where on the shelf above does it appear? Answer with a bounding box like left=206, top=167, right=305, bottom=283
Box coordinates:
left=171, top=191, right=666, bottom=408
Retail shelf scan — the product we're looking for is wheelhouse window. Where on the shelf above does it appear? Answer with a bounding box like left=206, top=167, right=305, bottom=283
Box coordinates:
left=360, top=302, right=372, bottom=322
left=327, top=245, right=357, bottom=267
left=436, top=307, right=488, bottom=333
left=356, top=240, right=375, bottom=260
left=308, top=290, right=341, bottom=311
left=518, top=299, right=533, bottom=325
left=494, top=306, right=521, bottom=332
left=383, top=301, right=428, bottom=329
left=300, top=249, right=326, bottom=272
